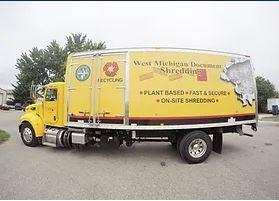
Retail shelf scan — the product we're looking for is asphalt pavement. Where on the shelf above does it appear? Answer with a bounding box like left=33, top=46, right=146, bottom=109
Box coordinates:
left=0, top=110, right=279, bottom=199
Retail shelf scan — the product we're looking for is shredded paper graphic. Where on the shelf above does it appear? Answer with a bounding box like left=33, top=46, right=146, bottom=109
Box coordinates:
left=220, top=57, right=256, bottom=106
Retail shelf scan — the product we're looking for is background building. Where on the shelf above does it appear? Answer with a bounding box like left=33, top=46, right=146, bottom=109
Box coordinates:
left=0, top=88, right=14, bottom=105
left=6, top=89, right=14, bottom=103
left=267, top=98, right=279, bottom=113
left=0, top=88, right=7, bottom=105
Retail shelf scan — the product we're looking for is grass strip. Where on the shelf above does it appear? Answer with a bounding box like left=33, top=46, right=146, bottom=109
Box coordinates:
left=0, top=129, right=10, bottom=143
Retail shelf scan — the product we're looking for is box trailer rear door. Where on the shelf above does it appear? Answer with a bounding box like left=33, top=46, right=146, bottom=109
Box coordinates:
left=95, top=53, right=126, bottom=124
left=67, top=53, right=126, bottom=124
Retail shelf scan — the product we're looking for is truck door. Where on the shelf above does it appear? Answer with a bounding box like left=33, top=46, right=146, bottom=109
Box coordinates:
left=44, top=88, right=58, bottom=125
left=67, top=53, right=127, bottom=125
left=95, top=53, right=126, bottom=124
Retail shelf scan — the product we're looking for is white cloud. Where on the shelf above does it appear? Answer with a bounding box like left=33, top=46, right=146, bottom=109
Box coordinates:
left=0, top=1, right=279, bottom=89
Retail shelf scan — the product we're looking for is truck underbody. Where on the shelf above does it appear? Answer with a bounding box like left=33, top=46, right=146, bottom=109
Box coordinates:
left=39, top=123, right=256, bottom=162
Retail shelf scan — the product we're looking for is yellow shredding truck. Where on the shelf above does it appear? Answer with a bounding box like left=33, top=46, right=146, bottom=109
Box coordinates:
left=19, top=47, right=257, bottom=163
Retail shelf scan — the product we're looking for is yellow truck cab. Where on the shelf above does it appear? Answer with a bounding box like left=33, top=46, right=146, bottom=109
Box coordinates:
left=19, top=47, right=257, bottom=164
left=19, top=82, right=65, bottom=145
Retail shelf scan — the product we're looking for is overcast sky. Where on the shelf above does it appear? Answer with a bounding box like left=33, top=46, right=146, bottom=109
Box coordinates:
left=1, top=1, right=279, bottom=90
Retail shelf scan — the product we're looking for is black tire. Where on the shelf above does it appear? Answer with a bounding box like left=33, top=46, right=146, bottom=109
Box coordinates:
left=20, top=122, right=39, bottom=147
left=179, top=131, right=212, bottom=164
left=176, top=134, right=183, bottom=153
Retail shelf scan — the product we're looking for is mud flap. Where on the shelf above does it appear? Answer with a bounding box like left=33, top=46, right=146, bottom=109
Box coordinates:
left=236, top=126, right=254, bottom=137
left=213, top=133, right=223, bottom=154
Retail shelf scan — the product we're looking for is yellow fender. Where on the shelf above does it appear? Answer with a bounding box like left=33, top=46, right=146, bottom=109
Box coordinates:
left=19, top=113, right=45, bottom=137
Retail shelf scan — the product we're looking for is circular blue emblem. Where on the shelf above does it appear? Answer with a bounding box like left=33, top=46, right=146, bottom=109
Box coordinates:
left=76, top=65, right=91, bottom=81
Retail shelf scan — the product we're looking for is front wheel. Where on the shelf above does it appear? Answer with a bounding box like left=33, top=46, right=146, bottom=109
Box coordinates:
left=179, top=131, right=212, bottom=164
left=20, top=122, right=39, bottom=147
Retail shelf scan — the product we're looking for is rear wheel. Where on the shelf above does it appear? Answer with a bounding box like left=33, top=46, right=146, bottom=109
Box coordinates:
left=179, top=131, right=212, bottom=164
left=20, top=122, right=39, bottom=147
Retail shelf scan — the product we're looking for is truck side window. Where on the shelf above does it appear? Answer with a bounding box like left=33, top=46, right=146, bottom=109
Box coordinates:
left=45, top=88, right=57, bottom=101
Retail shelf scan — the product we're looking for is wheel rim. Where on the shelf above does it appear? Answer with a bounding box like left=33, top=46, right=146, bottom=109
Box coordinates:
left=23, top=127, right=33, bottom=143
left=188, top=138, right=207, bottom=158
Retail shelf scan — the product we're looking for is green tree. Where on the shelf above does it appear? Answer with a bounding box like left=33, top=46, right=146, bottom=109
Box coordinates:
left=65, top=33, right=106, bottom=53
left=13, top=33, right=106, bottom=104
left=256, top=76, right=279, bottom=113
left=12, top=48, right=49, bottom=104
left=44, top=40, right=66, bottom=82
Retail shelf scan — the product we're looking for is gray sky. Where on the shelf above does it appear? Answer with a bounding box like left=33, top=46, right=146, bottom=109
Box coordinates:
left=1, top=1, right=279, bottom=90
